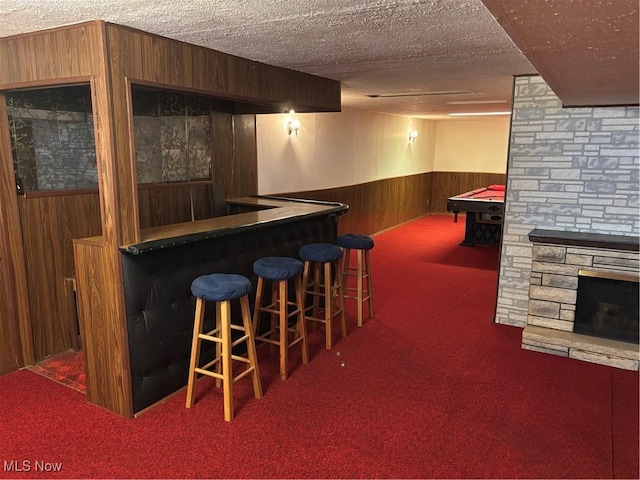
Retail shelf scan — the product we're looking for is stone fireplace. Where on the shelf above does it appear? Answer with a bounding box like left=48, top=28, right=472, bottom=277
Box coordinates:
left=522, top=228, right=640, bottom=370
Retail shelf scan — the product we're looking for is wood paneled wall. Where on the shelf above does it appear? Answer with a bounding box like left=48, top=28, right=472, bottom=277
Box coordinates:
left=210, top=111, right=258, bottom=201
left=73, top=240, right=132, bottom=414
left=283, top=173, right=433, bottom=236
left=0, top=99, right=28, bottom=374
left=18, top=194, right=102, bottom=361
left=429, top=171, right=507, bottom=213
left=231, top=115, right=258, bottom=197
left=138, top=185, right=211, bottom=229
left=0, top=214, right=21, bottom=374
left=282, top=171, right=507, bottom=236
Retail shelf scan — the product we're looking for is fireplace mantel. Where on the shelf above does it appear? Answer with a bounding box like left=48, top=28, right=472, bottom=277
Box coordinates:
left=523, top=229, right=640, bottom=370
left=529, top=229, right=639, bottom=252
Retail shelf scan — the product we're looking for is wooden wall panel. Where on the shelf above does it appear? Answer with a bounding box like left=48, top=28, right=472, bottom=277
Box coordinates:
left=283, top=173, right=433, bottom=236
left=74, top=241, right=132, bottom=417
left=17, top=194, right=101, bottom=361
left=0, top=23, right=102, bottom=86
left=210, top=112, right=259, bottom=200
left=138, top=185, right=212, bottom=229
left=190, top=185, right=213, bottom=221
left=0, top=96, right=33, bottom=369
left=231, top=115, right=258, bottom=198
left=104, top=23, right=340, bottom=112
left=0, top=214, right=21, bottom=374
left=283, top=172, right=505, bottom=236
left=211, top=111, right=234, bottom=194
left=429, top=172, right=507, bottom=213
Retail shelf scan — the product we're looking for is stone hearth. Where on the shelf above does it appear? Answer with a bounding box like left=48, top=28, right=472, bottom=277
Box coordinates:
left=523, top=229, right=640, bottom=370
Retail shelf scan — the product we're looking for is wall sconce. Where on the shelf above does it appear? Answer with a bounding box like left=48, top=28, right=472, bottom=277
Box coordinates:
left=408, top=130, right=418, bottom=143
left=285, top=109, right=300, bottom=137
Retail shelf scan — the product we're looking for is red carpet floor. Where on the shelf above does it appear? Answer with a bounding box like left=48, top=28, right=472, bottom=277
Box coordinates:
left=0, top=214, right=638, bottom=479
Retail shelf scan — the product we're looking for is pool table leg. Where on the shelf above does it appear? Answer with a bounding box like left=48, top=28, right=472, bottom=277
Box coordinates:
left=460, top=213, right=476, bottom=246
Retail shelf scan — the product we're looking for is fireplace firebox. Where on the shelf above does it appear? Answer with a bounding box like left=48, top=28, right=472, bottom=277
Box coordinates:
left=574, top=270, right=639, bottom=344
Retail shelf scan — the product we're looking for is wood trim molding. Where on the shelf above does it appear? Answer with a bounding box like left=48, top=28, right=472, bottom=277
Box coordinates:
left=0, top=76, right=95, bottom=92
left=124, top=78, right=141, bottom=243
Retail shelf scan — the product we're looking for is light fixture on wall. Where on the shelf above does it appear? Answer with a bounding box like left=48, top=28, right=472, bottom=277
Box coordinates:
left=408, top=129, right=418, bottom=143
left=285, top=109, right=301, bottom=137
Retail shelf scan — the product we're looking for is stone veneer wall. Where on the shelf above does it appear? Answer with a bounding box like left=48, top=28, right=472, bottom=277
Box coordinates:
left=495, top=75, right=640, bottom=328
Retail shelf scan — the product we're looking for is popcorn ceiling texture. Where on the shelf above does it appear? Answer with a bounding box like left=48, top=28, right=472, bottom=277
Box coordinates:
left=0, top=0, right=534, bottom=117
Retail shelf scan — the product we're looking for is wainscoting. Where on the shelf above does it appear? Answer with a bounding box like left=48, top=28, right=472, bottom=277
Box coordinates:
left=283, top=171, right=506, bottom=235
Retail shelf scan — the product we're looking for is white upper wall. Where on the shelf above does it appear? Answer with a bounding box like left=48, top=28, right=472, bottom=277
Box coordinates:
left=256, top=107, right=435, bottom=194
left=433, top=118, right=510, bottom=173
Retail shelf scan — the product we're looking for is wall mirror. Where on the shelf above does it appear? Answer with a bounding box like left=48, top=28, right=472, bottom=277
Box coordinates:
left=131, top=85, right=212, bottom=185
left=6, top=84, right=97, bottom=194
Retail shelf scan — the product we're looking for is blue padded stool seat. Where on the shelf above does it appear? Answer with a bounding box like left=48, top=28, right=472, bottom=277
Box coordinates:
left=336, top=234, right=374, bottom=251
left=191, top=273, right=252, bottom=302
left=253, top=257, right=303, bottom=281
left=299, top=243, right=343, bottom=263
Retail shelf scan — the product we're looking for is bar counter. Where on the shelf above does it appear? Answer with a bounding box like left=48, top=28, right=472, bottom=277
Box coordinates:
left=121, top=195, right=348, bottom=254
left=119, top=196, right=348, bottom=413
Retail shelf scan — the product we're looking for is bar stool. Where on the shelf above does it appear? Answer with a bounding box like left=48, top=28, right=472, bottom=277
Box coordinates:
left=186, top=273, right=262, bottom=422
left=336, top=234, right=374, bottom=327
left=299, top=243, right=346, bottom=349
left=253, top=257, right=308, bottom=380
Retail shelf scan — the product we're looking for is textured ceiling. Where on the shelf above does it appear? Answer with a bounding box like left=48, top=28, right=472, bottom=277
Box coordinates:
left=0, top=0, right=538, bottom=118
left=482, top=0, right=639, bottom=107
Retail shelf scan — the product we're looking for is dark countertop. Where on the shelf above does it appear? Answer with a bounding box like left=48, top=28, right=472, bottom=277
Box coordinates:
left=119, top=195, right=349, bottom=255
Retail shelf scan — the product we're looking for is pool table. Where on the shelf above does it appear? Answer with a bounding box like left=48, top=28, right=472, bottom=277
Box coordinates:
left=446, top=185, right=505, bottom=246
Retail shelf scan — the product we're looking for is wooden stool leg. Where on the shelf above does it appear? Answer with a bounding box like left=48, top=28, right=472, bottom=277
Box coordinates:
left=335, top=259, right=347, bottom=338
left=215, top=301, right=223, bottom=389
left=278, top=279, right=288, bottom=380
left=240, top=295, right=262, bottom=400
left=302, top=261, right=314, bottom=332
left=312, top=263, right=321, bottom=321
left=220, top=300, right=233, bottom=422
left=341, top=248, right=351, bottom=307
left=186, top=297, right=205, bottom=408
left=324, top=261, right=333, bottom=349
left=365, top=249, right=374, bottom=317
left=252, top=276, right=264, bottom=336
left=295, top=275, right=309, bottom=365
left=301, top=260, right=311, bottom=296
left=269, top=282, right=278, bottom=354
left=357, top=249, right=364, bottom=327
